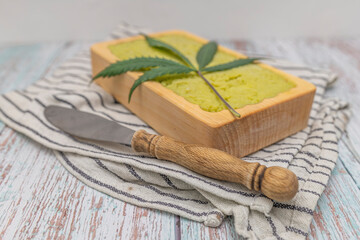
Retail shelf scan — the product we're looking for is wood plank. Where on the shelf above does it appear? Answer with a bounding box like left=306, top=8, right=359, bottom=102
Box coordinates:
left=0, top=43, right=177, bottom=239
left=0, top=42, right=93, bottom=93
left=309, top=159, right=360, bottom=239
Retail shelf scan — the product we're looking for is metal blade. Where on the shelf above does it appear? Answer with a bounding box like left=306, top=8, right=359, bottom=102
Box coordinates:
left=44, top=105, right=135, bottom=145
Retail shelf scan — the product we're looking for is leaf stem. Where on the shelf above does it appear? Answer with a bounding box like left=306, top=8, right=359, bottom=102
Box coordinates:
left=196, top=71, right=241, bottom=118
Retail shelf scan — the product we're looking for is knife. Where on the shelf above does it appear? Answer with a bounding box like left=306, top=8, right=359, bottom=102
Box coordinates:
left=44, top=105, right=298, bottom=201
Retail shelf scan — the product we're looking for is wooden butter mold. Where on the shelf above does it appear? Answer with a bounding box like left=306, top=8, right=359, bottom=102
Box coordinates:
left=91, top=30, right=316, bottom=158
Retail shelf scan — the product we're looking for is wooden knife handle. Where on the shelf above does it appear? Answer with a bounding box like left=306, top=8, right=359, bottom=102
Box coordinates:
left=131, top=130, right=298, bottom=202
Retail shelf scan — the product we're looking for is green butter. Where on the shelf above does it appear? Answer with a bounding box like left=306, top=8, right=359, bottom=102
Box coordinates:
left=108, top=34, right=296, bottom=112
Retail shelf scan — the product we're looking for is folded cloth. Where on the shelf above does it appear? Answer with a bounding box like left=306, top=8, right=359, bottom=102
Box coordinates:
left=0, top=23, right=350, bottom=239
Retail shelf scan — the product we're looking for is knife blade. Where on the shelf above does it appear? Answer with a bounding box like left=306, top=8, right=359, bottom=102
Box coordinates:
left=45, top=105, right=134, bottom=145
left=44, top=105, right=298, bottom=202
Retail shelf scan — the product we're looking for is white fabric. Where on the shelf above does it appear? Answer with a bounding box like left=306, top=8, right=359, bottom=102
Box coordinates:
left=0, top=23, right=350, bottom=239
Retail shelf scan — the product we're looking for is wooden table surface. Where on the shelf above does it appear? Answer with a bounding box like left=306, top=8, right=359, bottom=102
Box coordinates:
left=0, top=39, right=359, bottom=240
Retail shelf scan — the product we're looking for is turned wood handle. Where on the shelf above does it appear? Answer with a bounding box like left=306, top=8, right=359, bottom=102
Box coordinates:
left=131, top=130, right=298, bottom=202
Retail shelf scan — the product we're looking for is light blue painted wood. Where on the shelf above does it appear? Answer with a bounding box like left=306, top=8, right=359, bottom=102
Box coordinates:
left=310, top=160, right=360, bottom=239
left=0, top=42, right=91, bottom=93
left=339, top=139, right=360, bottom=188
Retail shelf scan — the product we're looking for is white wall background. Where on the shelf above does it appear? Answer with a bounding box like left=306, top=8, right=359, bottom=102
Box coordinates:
left=1, top=0, right=359, bottom=44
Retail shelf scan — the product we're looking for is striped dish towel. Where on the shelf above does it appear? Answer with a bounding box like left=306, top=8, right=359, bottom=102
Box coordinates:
left=0, top=23, right=350, bottom=240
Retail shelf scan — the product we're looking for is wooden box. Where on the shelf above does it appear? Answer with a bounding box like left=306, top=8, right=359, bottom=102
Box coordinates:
left=91, top=30, right=316, bottom=158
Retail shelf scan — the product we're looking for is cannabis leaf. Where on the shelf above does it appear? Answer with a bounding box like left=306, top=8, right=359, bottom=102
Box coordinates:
left=143, top=34, right=195, bottom=69
left=92, top=57, right=186, bottom=80
left=196, top=41, right=217, bottom=70
left=128, top=65, right=193, bottom=102
left=93, top=34, right=260, bottom=117
left=203, top=58, right=260, bottom=73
